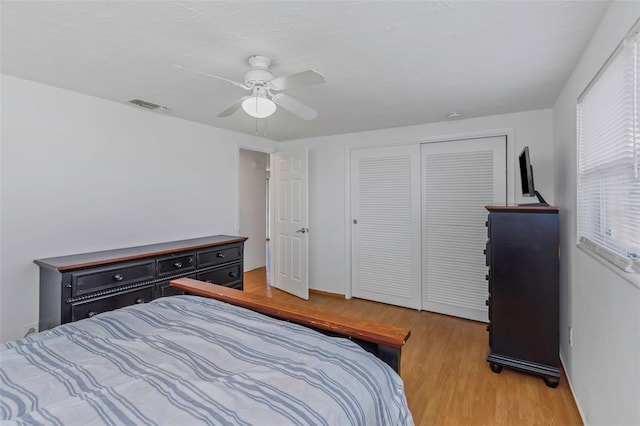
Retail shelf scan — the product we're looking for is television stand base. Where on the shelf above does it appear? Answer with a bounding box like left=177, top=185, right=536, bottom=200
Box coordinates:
left=518, top=202, right=549, bottom=207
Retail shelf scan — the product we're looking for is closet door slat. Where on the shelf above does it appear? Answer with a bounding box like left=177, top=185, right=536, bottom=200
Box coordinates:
left=422, top=136, right=507, bottom=322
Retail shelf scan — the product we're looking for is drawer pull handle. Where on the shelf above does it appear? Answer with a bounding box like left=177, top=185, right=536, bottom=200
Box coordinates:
left=113, top=274, right=124, bottom=282
left=173, top=261, right=183, bottom=268
left=135, top=298, right=145, bottom=304
left=216, top=253, right=226, bottom=258
left=88, top=311, right=98, bottom=318
left=229, top=272, right=238, bottom=278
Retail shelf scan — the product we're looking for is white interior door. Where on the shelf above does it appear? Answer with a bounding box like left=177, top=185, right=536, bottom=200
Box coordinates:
left=421, top=136, right=506, bottom=322
left=271, top=147, right=309, bottom=299
left=350, top=145, right=422, bottom=309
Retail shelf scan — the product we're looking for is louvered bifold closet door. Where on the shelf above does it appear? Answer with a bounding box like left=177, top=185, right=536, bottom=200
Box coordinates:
left=351, top=145, right=422, bottom=309
left=422, top=136, right=506, bottom=322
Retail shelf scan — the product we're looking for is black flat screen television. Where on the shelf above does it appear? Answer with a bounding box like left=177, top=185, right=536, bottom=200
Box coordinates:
left=518, top=146, right=548, bottom=205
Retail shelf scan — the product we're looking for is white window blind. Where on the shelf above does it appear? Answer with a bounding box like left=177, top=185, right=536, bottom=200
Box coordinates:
left=577, top=21, right=640, bottom=272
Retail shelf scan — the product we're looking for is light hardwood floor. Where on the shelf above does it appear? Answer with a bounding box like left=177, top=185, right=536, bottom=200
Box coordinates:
left=244, top=267, right=582, bottom=426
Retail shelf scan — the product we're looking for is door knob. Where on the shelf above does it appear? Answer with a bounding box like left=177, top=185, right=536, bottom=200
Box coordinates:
left=296, top=228, right=309, bottom=233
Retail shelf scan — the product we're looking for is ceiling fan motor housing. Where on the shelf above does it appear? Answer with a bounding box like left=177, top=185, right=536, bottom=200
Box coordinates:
left=244, top=55, right=274, bottom=87
left=244, top=69, right=274, bottom=86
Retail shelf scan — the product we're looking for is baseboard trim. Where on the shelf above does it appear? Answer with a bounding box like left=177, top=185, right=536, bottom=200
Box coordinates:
left=310, top=289, right=344, bottom=299
left=560, top=352, right=586, bottom=425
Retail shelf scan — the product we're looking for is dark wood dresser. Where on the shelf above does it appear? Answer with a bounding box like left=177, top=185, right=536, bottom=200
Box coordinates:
left=35, top=235, right=247, bottom=330
left=484, top=206, right=560, bottom=388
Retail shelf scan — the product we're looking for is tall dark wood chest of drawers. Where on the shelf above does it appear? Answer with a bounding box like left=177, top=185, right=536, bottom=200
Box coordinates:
left=35, top=235, right=247, bottom=330
left=485, top=206, right=560, bottom=388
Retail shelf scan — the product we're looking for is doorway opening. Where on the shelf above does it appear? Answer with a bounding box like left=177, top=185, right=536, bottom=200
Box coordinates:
left=239, top=149, right=271, bottom=276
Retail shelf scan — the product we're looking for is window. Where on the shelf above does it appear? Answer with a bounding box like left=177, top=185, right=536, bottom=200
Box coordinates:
left=577, top=20, right=640, bottom=273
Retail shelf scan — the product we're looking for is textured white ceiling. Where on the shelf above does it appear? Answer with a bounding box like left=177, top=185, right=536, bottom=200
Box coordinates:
left=1, top=1, right=610, bottom=141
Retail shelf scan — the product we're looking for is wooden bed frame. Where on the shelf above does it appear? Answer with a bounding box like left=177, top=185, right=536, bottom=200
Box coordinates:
left=170, top=278, right=411, bottom=374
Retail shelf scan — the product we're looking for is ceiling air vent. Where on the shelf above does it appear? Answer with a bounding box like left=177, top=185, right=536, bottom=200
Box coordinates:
left=128, top=99, right=170, bottom=111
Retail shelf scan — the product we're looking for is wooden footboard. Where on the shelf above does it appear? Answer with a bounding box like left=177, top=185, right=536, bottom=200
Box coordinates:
left=170, top=278, right=410, bottom=374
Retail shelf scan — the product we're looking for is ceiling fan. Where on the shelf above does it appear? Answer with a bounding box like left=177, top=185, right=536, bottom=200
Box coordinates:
left=173, top=55, right=324, bottom=120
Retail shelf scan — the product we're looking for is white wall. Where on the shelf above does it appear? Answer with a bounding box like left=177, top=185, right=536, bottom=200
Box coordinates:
left=0, top=74, right=266, bottom=343
left=552, top=2, right=640, bottom=425
left=239, top=149, right=269, bottom=271
left=281, top=109, right=553, bottom=295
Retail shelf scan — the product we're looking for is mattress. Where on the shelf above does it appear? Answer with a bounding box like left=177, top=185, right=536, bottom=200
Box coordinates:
left=1, top=295, right=413, bottom=425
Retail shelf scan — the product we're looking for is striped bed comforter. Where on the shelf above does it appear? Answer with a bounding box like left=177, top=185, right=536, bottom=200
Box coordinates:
left=1, top=295, right=413, bottom=425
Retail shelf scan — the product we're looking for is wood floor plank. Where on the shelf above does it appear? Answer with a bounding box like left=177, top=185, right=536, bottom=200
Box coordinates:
left=243, top=268, right=583, bottom=425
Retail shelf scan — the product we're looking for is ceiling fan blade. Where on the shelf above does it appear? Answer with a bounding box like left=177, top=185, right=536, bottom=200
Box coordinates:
left=171, top=64, right=248, bottom=89
left=268, top=70, right=325, bottom=91
left=218, top=96, right=250, bottom=118
left=272, top=93, right=318, bottom=120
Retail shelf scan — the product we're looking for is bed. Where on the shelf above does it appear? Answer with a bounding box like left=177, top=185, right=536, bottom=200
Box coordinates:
left=0, top=280, right=413, bottom=425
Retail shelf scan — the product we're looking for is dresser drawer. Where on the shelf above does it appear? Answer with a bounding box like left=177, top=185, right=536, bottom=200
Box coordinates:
left=70, top=285, right=154, bottom=321
left=157, top=252, right=195, bottom=278
left=485, top=240, right=491, bottom=266
left=197, top=263, right=242, bottom=287
left=69, top=261, right=155, bottom=297
left=157, top=284, right=186, bottom=298
left=156, top=273, right=195, bottom=298
left=225, top=281, right=243, bottom=290
left=198, top=244, right=243, bottom=268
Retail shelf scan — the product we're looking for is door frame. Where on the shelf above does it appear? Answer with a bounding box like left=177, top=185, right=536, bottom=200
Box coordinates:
left=236, top=144, right=277, bottom=283
left=343, top=128, right=516, bottom=302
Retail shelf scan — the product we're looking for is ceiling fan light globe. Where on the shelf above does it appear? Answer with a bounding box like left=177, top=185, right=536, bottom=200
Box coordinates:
left=242, top=96, right=276, bottom=118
